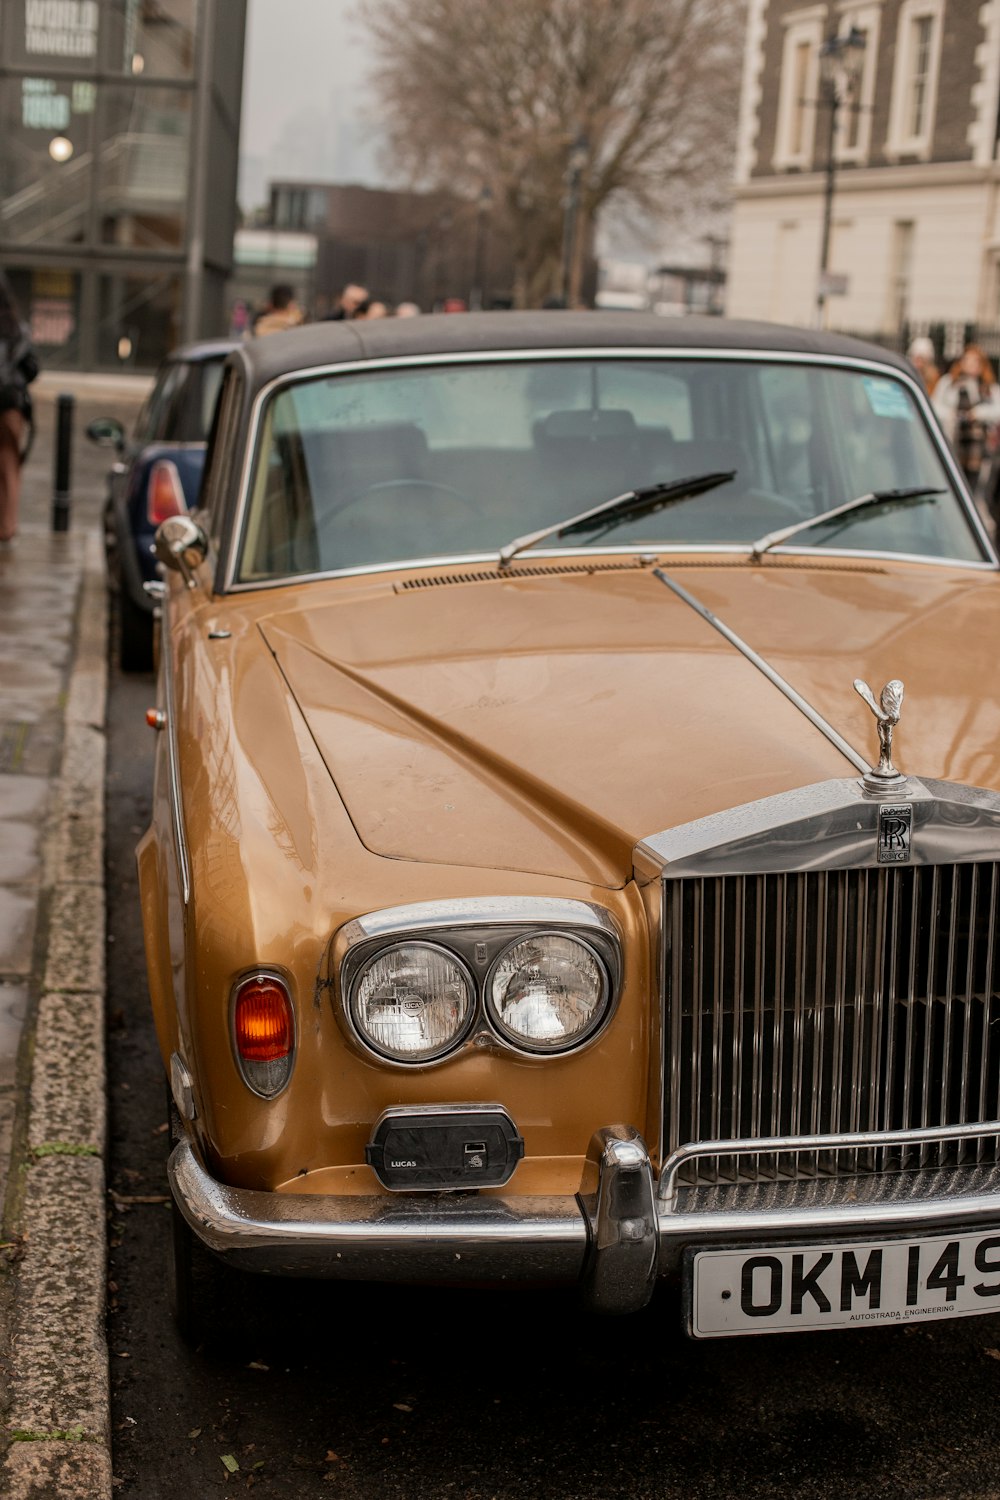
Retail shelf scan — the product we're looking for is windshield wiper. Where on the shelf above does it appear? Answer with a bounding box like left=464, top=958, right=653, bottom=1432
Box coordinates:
left=749, top=486, right=946, bottom=561
left=498, top=471, right=737, bottom=569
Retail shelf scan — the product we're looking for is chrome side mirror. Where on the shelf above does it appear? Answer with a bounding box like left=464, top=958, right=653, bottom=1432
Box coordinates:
left=154, top=515, right=208, bottom=591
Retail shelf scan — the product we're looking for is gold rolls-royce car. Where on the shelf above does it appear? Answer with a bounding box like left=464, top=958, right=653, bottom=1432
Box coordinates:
left=139, top=312, right=1000, bottom=1340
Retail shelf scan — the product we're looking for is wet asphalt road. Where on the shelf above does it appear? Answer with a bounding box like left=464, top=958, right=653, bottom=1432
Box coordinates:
left=106, top=665, right=1000, bottom=1500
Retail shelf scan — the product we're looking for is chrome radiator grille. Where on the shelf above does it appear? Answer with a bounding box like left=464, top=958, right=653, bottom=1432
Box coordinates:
left=663, top=863, right=1000, bottom=1185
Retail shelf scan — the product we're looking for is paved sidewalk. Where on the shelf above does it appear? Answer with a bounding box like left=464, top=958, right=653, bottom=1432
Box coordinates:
left=0, top=525, right=111, bottom=1497
left=0, top=380, right=146, bottom=1497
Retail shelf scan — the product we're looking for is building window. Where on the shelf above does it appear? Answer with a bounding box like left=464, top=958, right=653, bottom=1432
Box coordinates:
left=773, top=10, right=824, bottom=171
left=836, top=6, right=881, bottom=163
left=103, top=0, right=199, bottom=79
left=97, top=86, right=191, bottom=251
left=0, top=76, right=95, bottom=245
left=97, top=269, right=182, bottom=368
left=788, top=40, right=812, bottom=157
left=909, top=16, right=934, bottom=137
left=3, top=266, right=82, bottom=364
left=887, top=0, right=944, bottom=158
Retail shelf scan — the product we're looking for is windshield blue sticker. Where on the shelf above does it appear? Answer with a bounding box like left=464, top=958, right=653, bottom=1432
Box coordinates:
left=862, top=377, right=913, bottom=420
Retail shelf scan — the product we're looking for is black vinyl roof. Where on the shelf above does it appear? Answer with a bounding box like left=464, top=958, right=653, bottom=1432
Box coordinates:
left=233, top=310, right=912, bottom=388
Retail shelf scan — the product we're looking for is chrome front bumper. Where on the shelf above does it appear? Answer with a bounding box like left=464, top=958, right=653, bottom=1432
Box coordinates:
left=169, top=1122, right=1000, bottom=1316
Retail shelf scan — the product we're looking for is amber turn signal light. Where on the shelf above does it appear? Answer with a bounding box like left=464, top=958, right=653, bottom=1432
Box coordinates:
left=234, top=976, right=293, bottom=1061
left=232, top=975, right=295, bottom=1098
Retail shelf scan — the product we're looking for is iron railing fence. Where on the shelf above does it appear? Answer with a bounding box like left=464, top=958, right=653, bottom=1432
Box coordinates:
left=836, top=323, right=1000, bottom=368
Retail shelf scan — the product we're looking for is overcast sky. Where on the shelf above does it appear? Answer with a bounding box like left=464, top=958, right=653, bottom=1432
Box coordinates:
left=238, top=0, right=383, bottom=212
left=235, top=0, right=702, bottom=263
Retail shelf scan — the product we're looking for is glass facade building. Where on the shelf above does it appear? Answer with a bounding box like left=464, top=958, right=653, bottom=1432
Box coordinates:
left=0, top=0, right=246, bottom=369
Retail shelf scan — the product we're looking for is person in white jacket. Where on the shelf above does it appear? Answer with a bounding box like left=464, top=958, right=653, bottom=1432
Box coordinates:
left=932, top=343, right=1000, bottom=492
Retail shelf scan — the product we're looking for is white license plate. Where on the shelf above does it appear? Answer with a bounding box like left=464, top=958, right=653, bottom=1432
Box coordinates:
left=691, top=1230, right=1000, bottom=1337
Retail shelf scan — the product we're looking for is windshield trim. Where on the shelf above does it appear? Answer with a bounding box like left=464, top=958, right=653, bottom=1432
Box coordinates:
left=223, top=543, right=996, bottom=596
left=221, top=347, right=997, bottom=592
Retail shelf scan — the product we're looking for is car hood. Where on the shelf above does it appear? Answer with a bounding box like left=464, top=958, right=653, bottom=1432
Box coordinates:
left=256, top=557, right=1000, bottom=887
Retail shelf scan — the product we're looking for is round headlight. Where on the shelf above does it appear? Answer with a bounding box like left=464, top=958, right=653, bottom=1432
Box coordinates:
left=487, top=933, right=610, bottom=1053
left=350, top=942, right=474, bottom=1062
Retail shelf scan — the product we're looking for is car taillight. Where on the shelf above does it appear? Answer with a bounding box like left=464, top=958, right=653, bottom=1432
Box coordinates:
left=147, top=460, right=187, bottom=525
left=232, top=974, right=295, bottom=1097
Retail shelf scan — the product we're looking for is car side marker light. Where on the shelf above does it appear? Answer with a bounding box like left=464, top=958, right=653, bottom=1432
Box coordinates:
left=232, top=974, right=295, bottom=1097
left=146, top=708, right=166, bottom=730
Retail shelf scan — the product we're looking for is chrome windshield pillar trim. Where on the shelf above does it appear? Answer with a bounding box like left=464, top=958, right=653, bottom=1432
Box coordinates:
left=169, top=1139, right=587, bottom=1281
left=658, top=1120, right=1000, bottom=1207
left=651, top=566, right=870, bottom=775
left=580, top=1126, right=658, bottom=1315
left=160, top=598, right=191, bottom=906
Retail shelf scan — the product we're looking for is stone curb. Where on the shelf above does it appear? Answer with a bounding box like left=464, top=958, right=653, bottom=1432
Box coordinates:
left=2, top=530, right=110, bottom=1500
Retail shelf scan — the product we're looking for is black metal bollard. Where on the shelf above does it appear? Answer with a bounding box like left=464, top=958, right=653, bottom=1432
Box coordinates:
left=51, top=392, right=74, bottom=533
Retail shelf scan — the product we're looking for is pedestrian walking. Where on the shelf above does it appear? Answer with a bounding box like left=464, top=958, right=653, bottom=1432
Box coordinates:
left=907, top=336, right=940, bottom=396
left=0, top=271, right=39, bottom=544
left=324, top=283, right=369, bottom=321
left=253, top=284, right=304, bottom=337
left=352, top=299, right=388, bottom=320
left=932, top=343, right=1000, bottom=493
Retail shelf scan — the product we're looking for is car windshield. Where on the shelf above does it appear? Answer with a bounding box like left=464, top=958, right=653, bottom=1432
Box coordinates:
left=236, top=357, right=983, bottom=581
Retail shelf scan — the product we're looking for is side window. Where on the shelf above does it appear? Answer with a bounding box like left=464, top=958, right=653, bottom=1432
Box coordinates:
left=160, top=365, right=192, bottom=440
left=198, top=360, right=225, bottom=439
left=199, top=367, right=244, bottom=544
left=133, top=365, right=175, bottom=444
left=137, top=362, right=185, bottom=443
left=168, top=359, right=225, bottom=442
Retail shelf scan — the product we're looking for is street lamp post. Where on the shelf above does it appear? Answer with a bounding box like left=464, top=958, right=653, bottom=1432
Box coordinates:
left=561, top=130, right=589, bottom=306
left=815, top=26, right=866, bottom=327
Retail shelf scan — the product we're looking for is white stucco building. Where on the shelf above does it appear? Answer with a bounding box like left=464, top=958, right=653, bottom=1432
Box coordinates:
left=727, top=0, right=1000, bottom=341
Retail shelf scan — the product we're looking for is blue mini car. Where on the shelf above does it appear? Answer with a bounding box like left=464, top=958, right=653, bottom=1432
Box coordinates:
left=89, top=340, right=235, bottom=670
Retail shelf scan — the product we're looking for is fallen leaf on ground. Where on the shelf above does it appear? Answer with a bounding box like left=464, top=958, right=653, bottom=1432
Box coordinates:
left=188, top=1428, right=202, bottom=1439
left=220, top=1453, right=239, bottom=1473
left=247, top=1360, right=269, bottom=1371
left=984, top=1347, right=1000, bottom=1361
left=393, top=1403, right=413, bottom=1412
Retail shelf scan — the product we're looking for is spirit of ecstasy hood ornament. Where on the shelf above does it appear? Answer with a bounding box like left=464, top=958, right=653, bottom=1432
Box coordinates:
left=854, top=677, right=905, bottom=793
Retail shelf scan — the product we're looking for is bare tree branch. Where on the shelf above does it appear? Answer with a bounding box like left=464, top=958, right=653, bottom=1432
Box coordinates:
left=362, top=0, right=744, bottom=305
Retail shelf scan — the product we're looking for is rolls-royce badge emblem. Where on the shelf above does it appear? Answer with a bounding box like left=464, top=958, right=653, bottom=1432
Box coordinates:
left=854, top=677, right=904, bottom=782
left=877, top=803, right=912, bottom=864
